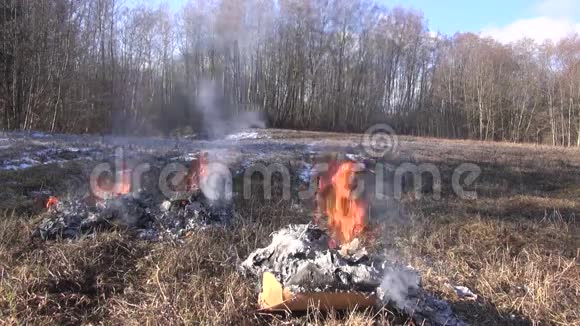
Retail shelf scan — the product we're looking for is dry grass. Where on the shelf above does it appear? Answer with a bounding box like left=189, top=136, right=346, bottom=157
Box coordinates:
left=0, top=134, right=579, bottom=325
left=399, top=215, right=578, bottom=325
left=0, top=162, right=86, bottom=214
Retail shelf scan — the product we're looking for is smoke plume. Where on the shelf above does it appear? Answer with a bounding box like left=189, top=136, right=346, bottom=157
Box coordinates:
left=378, top=266, right=421, bottom=308
left=195, top=80, right=266, bottom=139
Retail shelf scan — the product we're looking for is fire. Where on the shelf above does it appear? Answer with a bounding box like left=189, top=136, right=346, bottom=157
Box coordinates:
left=93, top=165, right=132, bottom=200
left=318, top=160, right=367, bottom=244
left=46, top=196, right=59, bottom=209
left=187, top=152, right=209, bottom=191
left=113, top=169, right=132, bottom=195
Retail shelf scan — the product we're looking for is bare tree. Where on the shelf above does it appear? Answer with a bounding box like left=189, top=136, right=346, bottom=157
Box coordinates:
left=0, top=0, right=578, bottom=146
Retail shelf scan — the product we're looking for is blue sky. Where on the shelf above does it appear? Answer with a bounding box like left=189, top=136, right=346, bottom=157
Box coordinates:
left=392, top=0, right=534, bottom=35
left=145, top=0, right=580, bottom=43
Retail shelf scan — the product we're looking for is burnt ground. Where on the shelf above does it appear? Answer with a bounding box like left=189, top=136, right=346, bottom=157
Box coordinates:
left=0, top=129, right=578, bottom=325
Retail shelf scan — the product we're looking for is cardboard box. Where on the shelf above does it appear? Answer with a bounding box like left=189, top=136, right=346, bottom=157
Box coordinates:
left=259, top=272, right=378, bottom=312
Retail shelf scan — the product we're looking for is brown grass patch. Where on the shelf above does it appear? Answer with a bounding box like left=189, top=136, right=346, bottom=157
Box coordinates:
left=1, top=134, right=579, bottom=325
left=400, top=215, right=579, bottom=325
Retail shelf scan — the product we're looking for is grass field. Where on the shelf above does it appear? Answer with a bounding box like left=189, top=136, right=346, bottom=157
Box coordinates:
left=0, top=131, right=578, bottom=325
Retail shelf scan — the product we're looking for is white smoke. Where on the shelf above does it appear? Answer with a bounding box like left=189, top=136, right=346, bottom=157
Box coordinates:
left=378, top=266, right=421, bottom=309
left=195, top=80, right=266, bottom=139
left=196, top=81, right=227, bottom=138
left=235, top=111, right=266, bottom=129
left=200, top=160, right=233, bottom=203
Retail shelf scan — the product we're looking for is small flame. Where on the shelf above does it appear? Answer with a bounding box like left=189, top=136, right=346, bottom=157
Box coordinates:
left=94, top=166, right=132, bottom=200
left=318, top=160, right=367, bottom=244
left=113, top=169, right=132, bottom=195
left=46, top=196, right=59, bottom=209
left=187, top=152, right=209, bottom=191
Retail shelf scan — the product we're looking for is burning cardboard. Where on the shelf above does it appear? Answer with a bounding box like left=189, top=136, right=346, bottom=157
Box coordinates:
left=240, top=157, right=466, bottom=325
left=241, top=225, right=384, bottom=292
left=240, top=224, right=467, bottom=325
left=239, top=158, right=389, bottom=311
left=240, top=224, right=386, bottom=311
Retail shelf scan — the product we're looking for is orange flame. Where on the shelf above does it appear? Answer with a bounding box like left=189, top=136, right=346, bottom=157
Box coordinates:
left=94, top=167, right=132, bottom=200
left=318, top=160, right=367, bottom=244
left=187, top=152, right=209, bottom=191
left=46, top=196, right=59, bottom=209
left=114, top=169, right=132, bottom=196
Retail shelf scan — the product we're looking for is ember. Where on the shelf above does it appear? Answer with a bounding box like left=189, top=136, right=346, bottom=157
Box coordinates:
left=46, top=196, right=59, bottom=209
left=93, top=168, right=132, bottom=199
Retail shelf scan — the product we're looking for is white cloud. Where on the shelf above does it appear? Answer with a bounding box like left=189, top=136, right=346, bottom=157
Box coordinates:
left=482, top=16, right=580, bottom=44
left=533, top=0, right=579, bottom=18
left=481, top=0, right=580, bottom=44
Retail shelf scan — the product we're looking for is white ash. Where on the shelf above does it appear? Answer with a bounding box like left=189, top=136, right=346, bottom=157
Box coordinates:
left=226, top=131, right=261, bottom=140
left=297, top=163, right=313, bottom=184
left=169, top=152, right=199, bottom=162
left=34, top=201, right=95, bottom=240
left=225, top=128, right=270, bottom=141
left=0, top=138, right=11, bottom=150
left=154, top=197, right=233, bottom=240
left=31, top=132, right=52, bottom=138
left=1, top=147, right=97, bottom=171
left=450, top=285, right=478, bottom=300
left=33, top=192, right=233, bottom=241
left=240, top=224, right=385, bottom=293
left=345, top=153, right=364, bottom=161
left=33, top=193, right=153, bottom=240
left=383, top=288, right=468, bottom=326
left=373, top=265, right=468, bottom=325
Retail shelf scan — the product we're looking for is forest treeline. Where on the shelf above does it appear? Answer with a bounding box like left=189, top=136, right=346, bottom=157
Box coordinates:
left=0, top=0, right=579, bottom=145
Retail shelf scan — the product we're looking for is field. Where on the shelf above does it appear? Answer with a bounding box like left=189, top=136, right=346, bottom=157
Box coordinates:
left=0, top=130, right=578, bottom=325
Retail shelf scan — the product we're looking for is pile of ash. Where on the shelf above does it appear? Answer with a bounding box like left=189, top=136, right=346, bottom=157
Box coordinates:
left=154, top=195, right=234, bottom=240
left=33, top=194, right=153, bottom=240
left=33, top=192, right=233, bottom=241
left=377, top=270, right=467, bottom=326
left=240, top=224, right=387, bottom=293
left=240, top=224, right=467, bottom=326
